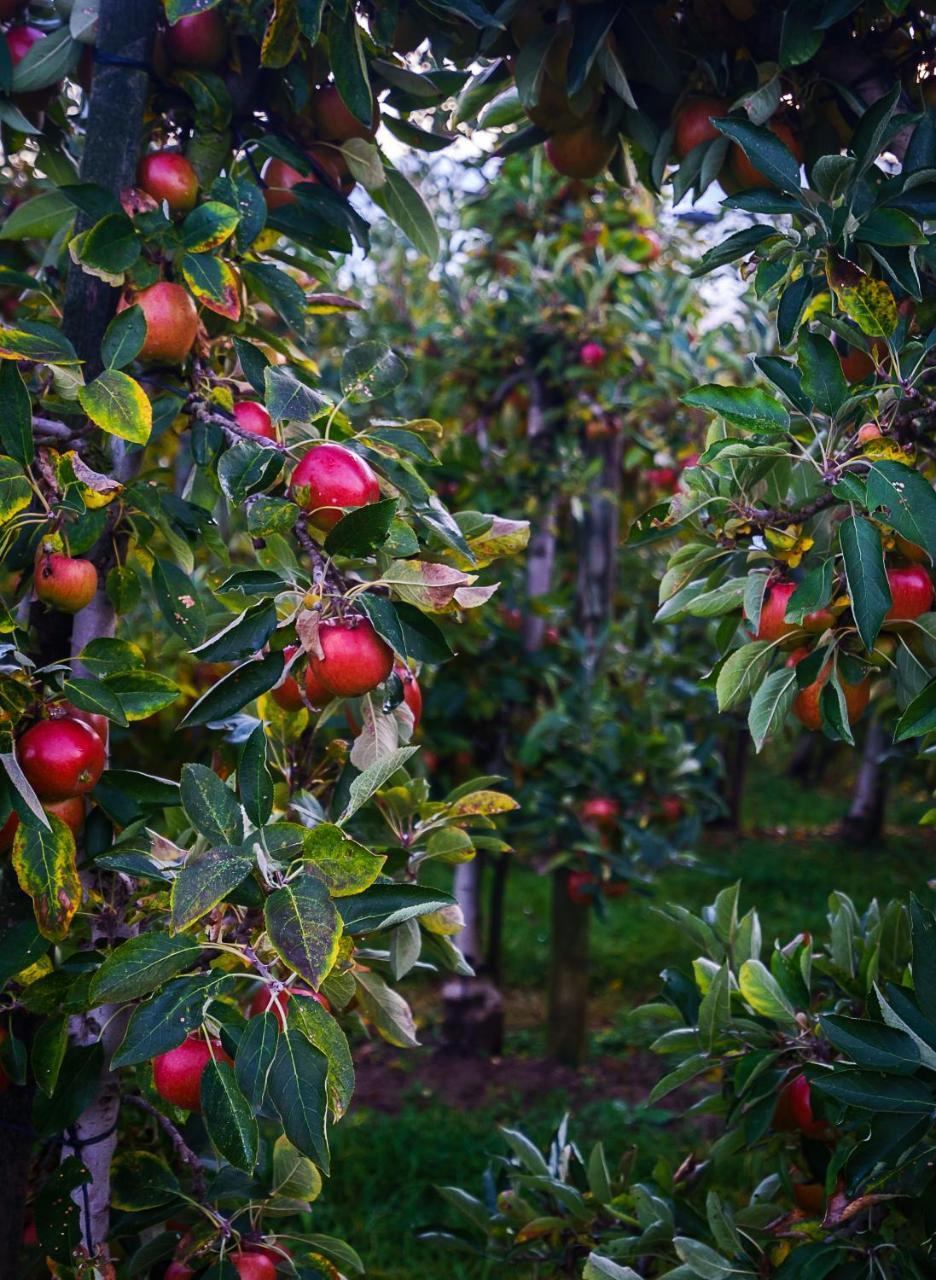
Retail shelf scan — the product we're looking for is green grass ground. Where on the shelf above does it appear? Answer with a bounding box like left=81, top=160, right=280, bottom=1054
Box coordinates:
left=307, top=755, right=935, bottom=1279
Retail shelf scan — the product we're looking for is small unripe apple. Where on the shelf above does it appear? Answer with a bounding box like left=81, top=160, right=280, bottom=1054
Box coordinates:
left=579, top=796, right=620, bottom=829
left=312, top=84, right=380, bottom=142
left=231, top=1253, right=277, bottom=1280
left=137, top=151, right=199, bottom=215
left=857, top=422, right=881, bottom=444
left=17, top=718, right=105, bottom=801
left=580, top=341, right=606, bottom=368
left=309, top=618, right=394, bottom=698
left=884, top=564, right=934, bottom=622
left=233, top=400, right=276, bottom=441
left=124, top=282, right=198, bottom=365
left=289, top=443, right=380, bottom=531
left=152, top=1034, right=231, bottom=1113
left=34, top=550, right=97, bottom=614
left=249, top=985, right=330, bottom=1027
left=165, top=10, right=228, bottom=68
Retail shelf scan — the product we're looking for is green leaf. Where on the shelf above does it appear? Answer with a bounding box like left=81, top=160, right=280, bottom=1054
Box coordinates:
left=337, top=883, right=455, bottom=935
left=111, top=975, right=218, bottom=1067
left=191, top=601, right=277, bottom=663
left=152, top=558, right=207, bottom=645
left=62, top=677, right=128, bottom=727
left=0, top=455, right=33, bottom=526
left=242, top=262, right=306, bottom=335
left=819, top=1014, right=920, bottom=1073
left=267, top=1026, right=330, bottom=1171
left=340, top=343, right=406, bottom=403
left=238, top=724, right=273, bottom=827
left=747, top=666, right=797, bottom=752
left=0, top=361, right=33, bottom=465
left=716, top=642, right=772, bottom=712
left=171, top=845, right=254, bottom=931
left=682, top=384, right=790, bottom=433
left=797, top=330, right=848, bottom=417
left=840, top=515, right=891, bottom=651
left=895, top=679, right=936, bottom=741
left=265, top=875, right=342, bottom=990
left=181, top=763, right=244, bottom=845
left=12, top=816, right=79, bottom=942
left=102, top=670, right=179, bottom=721
left=323, top=497, right=396, bottom=558
left=70, top=213, right=140, bottom=284
left=810, top=1068, right=934, bottom=1112
left=289, top=995, right=355, bottom=1121
left=101, top=304, right=145, bottom=369
left=698, top=961, right=731, bottom=1051
left=354, top=969, right=418, bottom=1049
left=0, top=190, right=74, bottom=240
left=738, top=958, right=798, bottom=1025
left=713, top=117, right=802, bottom=193
left=298, top=823, right=385, bottom=896
left=11, top=25, right=75, bottom=92
left=32, top=1014, right=68, bottom=1097
left=78, top=369, right=152, bottom=445
left=234, top=1010, right=278, bottom=1108
left=180, top=651, right=285, bottom=727
left=90, top=932, right=202, bottom=1004
left=217, top=438, right=284, bottom=504
left=263, top=364, right=328, bottom=423
left=201, top=1060, right=258, bottom=1172
left=369, top=167, right=440, bottom=262
left=865, top=460, right=936, bottom=562
left=338, top=747, right=418, bottom=822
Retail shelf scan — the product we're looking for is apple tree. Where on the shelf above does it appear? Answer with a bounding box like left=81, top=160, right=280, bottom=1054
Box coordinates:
left=0, top=1, right=529, bottom=1275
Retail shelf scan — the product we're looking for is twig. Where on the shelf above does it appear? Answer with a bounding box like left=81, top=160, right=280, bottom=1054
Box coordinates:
left=185, top=394, right=288, bottom=454
left=740, top=489, right=840, bottom=527
left=123, top=1095, right=208, bottom=1202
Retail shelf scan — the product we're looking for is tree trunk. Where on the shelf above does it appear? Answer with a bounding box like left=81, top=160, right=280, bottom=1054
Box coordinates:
left=453, top=854, right=483, bottom=970
left=58, top=0, right=159, bottom=1261
left=711, top=725, right=748, bottom=832
left=547, top=868, right=590, bottom=1066
left=485, top=852, right=509, bottom=984
left=547, top=429, right=621, bottom=1065
left=839, top=718, right=890, bottom=846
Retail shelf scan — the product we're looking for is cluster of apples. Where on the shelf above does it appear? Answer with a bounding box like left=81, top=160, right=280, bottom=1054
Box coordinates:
left=673, top=96, right=804, bottom=192
left=752, top=563, right=934, bottom=731
left=0, top=704, right=106, bottom=852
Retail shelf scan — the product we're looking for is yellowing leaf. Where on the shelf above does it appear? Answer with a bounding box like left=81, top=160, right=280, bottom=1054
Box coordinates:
left=449, top=789, right=520, bottom=817
left=78, top=369, right=152, bottom=445
left=0, top=455, right=33, bottom=525
left=59, top=451, right=124, bottom=508
left=12, top=815, right=81, bottom=942
left=827, top=255, right=897, bottom=338
left=381, top=559, right=475, bottom=611
left=182, top=253, right=241, bottom=321
left=261, top=0, right=300, bottom=67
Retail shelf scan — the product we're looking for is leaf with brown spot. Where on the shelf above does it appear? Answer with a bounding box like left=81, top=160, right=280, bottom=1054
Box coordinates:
left=12, top=815, right=80, bottom=941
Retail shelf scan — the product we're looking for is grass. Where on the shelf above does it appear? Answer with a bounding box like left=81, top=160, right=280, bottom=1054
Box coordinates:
left=304, top=754, right=935, bottom=1279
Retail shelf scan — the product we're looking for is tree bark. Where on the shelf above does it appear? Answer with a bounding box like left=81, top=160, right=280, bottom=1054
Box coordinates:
left=547, top=428, right=621, bottom=1065
left=547, top=868, right=590, bottom=1066
left=485, top=851, right=509, bottom=984
left=57, top=0, right=159, bottom=1261
left=839, top=718, right=890, bottom=846
left=453, top=854, right=483, bottom=970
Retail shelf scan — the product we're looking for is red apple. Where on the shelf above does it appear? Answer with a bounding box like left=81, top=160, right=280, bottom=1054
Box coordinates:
left=792, top=661, right=870, bottom=732
left=17, top=718, right=105, bottom=801
left=567, top=870, right=596, bottom=905
left=884, top=564, right=934, bottom=622
left=152, top=1034, right=232, bottom=1113
left=579, top=796, right=620, bottom=830
left=773, top=1073, right=825, bottom=1136
left=137, top=152, right=199, bottom=215
left=122, top=282, right=198, bottom=365
left=753, top=582, right=797, bottom=644
left=580, top=342, right=606, bottom=368
left=7, top=26, right=60, bottom=112
left=312, top=84, right=380, bottom=142
left=0, top=794, right=85, bottom=853
left=289, top=443, right=380, bottom=531
left=249, top=985, right=330, bottom=1027
left=231, top=1254, right=276, bottom=1280
left=165, top=10, right=228, bottom=68
left=164, top=1262, right=194, bottom=1280
left=34, top=550, right=97, bottom=614
left=233, top=401, right=276, bottom=441
left=308, top=618, right=394, bottom=698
